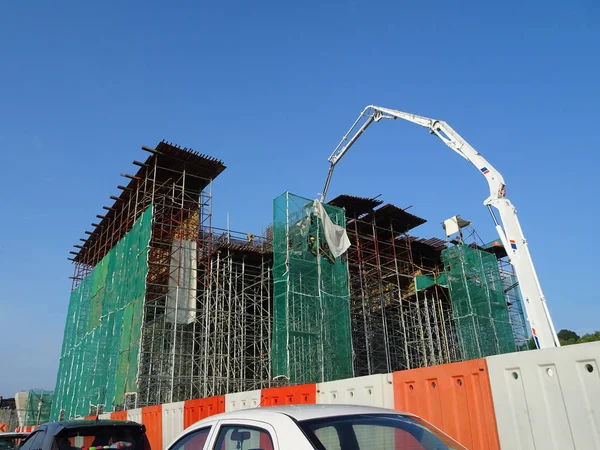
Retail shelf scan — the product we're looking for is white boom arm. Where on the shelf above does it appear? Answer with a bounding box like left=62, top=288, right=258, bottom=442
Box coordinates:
left=321, top=105, right=559, bottom=349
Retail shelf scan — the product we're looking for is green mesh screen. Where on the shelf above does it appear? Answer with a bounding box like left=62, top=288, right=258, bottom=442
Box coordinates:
left=442, top=245, right=516, bottom=360
left=272, top=192, right=353, bottom=384
left=23, top=390, right=53, bottom=426
left=51, top=206, right=152, bottom=420
left=503, top=272, right=530, bottom=350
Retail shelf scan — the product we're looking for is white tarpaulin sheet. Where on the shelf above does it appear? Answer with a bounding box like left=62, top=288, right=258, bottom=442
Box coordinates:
left=166, top=239, right=197, bottom=325
left=312, top=200, right=351, bottom=258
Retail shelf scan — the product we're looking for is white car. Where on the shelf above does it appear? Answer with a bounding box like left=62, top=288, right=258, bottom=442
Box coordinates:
left=166, top=404, right=465, bottom=450
left=0, top=432, right=30, bottom=450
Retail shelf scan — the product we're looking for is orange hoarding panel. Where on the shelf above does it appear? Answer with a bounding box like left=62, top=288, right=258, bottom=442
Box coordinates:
left=183, top=396, right=225, bottom=429
left=110, top=411, right=128, bottom=421
left=142, top=405, right=163, bottom=450
left=393, top=359, right=500, bottom=450
left=261, top=384, right=317, bottom=407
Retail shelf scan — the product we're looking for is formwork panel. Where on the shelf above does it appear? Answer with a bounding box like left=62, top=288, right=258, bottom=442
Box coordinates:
left=317, top=374, right=394, bottom=409
left=183, top=397, right=225, bottom=429
left=260, top=384, right=317, bottom=407
left=142, top=405, right=163, bottom=450
left=486, top=342, right=600, bottom=450
left=393, top=359, right=499, bottom=450
left=162, top=402, right=184, bottom=449
left=225, top=390, right=262, bottom=412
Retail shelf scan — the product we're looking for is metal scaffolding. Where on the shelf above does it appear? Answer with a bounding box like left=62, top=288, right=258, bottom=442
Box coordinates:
left=328, top=195, right=461, bottom=377
left=57, top=141, right=272, bottom=417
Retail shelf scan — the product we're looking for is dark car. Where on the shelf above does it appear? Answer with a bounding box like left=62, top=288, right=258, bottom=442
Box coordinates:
left=16, top=421, right=150, bottom=450
left=0, top=432, right=30, bottom=450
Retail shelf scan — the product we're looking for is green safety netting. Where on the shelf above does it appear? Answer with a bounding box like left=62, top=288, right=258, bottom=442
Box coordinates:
left=442, top=244, right=516, bottom=360
left=51, top=206, right=152, bottom=420
left=503, top=271, right=530, bottom=350
left=272, top=192, right=353, bottom=384
left=23, top=390, right=53, bottom=426
left=415, top=273, right=448, bottom=291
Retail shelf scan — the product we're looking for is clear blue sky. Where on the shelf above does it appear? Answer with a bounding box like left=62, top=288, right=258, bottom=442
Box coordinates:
left=0, top=1, right=598, bottom=397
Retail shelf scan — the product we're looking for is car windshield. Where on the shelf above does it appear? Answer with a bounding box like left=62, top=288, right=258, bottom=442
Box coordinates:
left=0, top=436, right=27, bottom=450
left=298, top=414, right=466, bottom=450
left=52, top=426, right=149, bottom=450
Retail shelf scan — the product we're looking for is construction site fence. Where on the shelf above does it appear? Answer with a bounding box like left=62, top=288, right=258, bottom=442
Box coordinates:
left=18, top=342, right=599, bottom=450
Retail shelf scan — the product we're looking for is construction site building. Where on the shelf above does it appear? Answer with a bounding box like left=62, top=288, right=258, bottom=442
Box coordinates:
left=52, top=142, right=272, bottom=420
left=52, top=142, right=526, bottom=419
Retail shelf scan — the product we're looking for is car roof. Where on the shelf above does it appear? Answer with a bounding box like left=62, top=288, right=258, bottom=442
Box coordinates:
left=0, top=432, right=30, bottom=438
left=52, top=420, right=142, bottom=427
left=37, top=420, right=144, bottom=434
left=189, top=404, right=411, bottom=428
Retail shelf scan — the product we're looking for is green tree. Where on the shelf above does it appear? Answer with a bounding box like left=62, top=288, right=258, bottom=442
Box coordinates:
left=557, top=329, right=580, bottom=346
left=577, top=331, right=600, bottom=343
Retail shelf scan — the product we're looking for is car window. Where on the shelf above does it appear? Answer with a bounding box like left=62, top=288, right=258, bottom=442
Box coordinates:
left=0, top=435, right=29, bottom=450
left=313, top=427, right=340, bottom=450
left=300, top=414, right=465, bottom=450
left=168, top=428, right=211, bottom=450
left=17, top=433, right=36, bottom=450
left=29, top=432, right=46, bottom=450
left=19, top=431, right=44, bottom=450
left=214, top=425, right=274, bottom=450
left=353, top=424, right=424, bottom=450
left=52, top=426, right=148, bottom=450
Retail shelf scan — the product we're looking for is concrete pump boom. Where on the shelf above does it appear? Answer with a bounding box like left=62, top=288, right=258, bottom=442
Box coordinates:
left=320, top=105, right=559, bottom=349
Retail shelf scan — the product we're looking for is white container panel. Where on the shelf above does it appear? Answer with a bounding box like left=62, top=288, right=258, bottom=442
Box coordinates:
left=127, top=408, right=142, bottom=424
left=162, top=401, right=184, bottom=450
left=317, top=373, right=394, bottom=409
left=98, top=413, right=111, bottom=420
left=225, top=389, right=262, bottom=412
left=486, top=341, right=600, bottom=450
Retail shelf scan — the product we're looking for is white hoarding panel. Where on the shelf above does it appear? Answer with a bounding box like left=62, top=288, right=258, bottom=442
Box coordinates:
left=162, top=401, right=184, bottom=450
left=225, top=390, right=262, bottom=412
left=486, top=342, right=600, bottom=449
left=317, top=373, right=394, bottom=409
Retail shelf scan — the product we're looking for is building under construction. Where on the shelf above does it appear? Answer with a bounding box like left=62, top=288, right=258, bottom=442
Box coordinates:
left=52, top=142, right=272, bottom=419
left=52, top=141, right=526, bottom=419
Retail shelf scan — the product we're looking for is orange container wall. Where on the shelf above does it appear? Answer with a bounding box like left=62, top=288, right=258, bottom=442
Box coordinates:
left=183, top=396, right=225, bottom=429
left=261, top=384, right=317, bottom=407
left=393, top=359, right=500, bottom=450
left=110, top=411, right=128, bottom=421
left=142, top=405, right=163, bottom=450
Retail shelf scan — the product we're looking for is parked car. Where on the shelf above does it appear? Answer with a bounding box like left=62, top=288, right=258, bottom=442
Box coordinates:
left=166, top=404, right=466, bottom=450
left=15, top=420, right=150, bottom=450
left=0, top=432, right=30, bottom=450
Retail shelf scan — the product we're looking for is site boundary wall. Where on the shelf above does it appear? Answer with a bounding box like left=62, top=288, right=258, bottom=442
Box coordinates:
left=54, top=343, right=596, bottom=450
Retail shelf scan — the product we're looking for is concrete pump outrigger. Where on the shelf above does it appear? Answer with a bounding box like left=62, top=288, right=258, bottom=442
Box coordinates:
left=320, top=105, right=559, bottom=349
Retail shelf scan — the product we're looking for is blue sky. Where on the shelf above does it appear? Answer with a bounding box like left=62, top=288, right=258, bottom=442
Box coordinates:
left=0, top=1, right=598, bottom=397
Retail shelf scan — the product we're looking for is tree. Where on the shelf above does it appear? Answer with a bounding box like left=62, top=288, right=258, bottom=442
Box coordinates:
left=557, top=329, right=580, bottom=346
left=577, top=331, right=600, bottom=343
